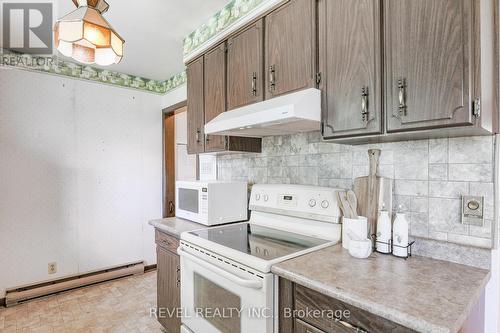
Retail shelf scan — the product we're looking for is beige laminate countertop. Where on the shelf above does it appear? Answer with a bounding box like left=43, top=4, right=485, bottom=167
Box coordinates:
left=148, top=217, right=208, bottom=238
left=271, top=245, right=490, bottom=333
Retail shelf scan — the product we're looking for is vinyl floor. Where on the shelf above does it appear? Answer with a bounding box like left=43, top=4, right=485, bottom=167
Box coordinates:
left=0, top=271, right=165, bottom=333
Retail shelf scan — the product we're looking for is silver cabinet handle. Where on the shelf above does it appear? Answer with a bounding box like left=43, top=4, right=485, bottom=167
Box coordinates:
left=361, top=86, right=369, bottom=122
left=269, top=65, right=276, bottom=92
left=335, top=318, right=367, bottom=333
left=398, top=78, right=407, bottom=116
left=251, top=72, right=257, bottom=96
left=176, top=266, right=180, bottom=287
left=473, top=97, right=481, bottom=118
left=195, top=129, right=201, bottom=143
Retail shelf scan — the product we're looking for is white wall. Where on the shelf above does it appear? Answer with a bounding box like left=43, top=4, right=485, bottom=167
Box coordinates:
left=175, top=111, right=197, bottom=181
left=161, top=84, right=187, bottom=109
left=0, top=69, right=165, bottom=297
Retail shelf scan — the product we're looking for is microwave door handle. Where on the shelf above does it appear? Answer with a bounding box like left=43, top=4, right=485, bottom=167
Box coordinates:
left=177, top=248, right=263, bottom=290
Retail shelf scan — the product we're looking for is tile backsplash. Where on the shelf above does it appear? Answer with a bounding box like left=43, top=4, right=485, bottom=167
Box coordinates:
left=218, top=132, right=495, bottom=250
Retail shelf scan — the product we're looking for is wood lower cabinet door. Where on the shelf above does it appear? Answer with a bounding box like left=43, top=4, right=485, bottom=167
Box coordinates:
left=227, top=19, right=264, bottom=110
left=204, top=43, right=227, bottom=152
left=186, top=57, right=205, bottom=154
left=265, top=0, right=317, bottom=99
left=320, top=0, right=383, bottom=139
left=384, top=0, right=475, bottom=132
left=295, top=319, right=326, bottom=333
left=157, top=245, right=180, bottom=333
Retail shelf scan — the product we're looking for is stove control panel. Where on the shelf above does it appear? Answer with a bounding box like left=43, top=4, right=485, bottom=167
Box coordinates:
left=250, top=184, right=343, bottom=223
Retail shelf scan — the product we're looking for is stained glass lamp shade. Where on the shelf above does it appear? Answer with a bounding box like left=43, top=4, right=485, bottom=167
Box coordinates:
left=54, top=0, right=124, bottom=66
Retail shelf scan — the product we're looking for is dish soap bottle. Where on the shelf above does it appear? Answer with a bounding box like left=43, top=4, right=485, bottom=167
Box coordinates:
left=376, top=204, right=391, bottom=254
left=392, top=210, right=409, bottom=258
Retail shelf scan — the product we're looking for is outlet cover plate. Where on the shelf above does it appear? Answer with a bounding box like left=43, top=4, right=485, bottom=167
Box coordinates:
left=462, top=196, right=484, bottom=227
left=48, top=262, right=57, bottom=275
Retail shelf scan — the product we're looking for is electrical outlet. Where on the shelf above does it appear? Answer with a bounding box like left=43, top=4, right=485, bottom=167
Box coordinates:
left=48, top=262, right=57, bottom=275
left=462, top=196, right=484, bottom=226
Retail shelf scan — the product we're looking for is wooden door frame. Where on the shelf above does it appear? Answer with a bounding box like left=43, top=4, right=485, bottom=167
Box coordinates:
left=162, top=101, right=190, bottom=218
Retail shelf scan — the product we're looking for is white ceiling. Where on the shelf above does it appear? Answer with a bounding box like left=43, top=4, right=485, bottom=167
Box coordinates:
left=53, top=0, right=229, bottom=80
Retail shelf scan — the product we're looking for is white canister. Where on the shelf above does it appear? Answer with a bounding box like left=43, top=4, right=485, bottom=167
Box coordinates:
left=376, top=210, right=392, bottom=253
left=342, top=217, right=368, bottom=250
left=348, top=238, right=373, bottom=259
left=393, top=212, right=409, bottom=257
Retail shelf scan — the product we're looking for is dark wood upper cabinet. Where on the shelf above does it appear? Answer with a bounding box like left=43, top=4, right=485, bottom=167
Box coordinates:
left=186, top=0, right=495, bottom=146
left=265, top=0, right=317, bottom=99
left=204, top=43, right=227, bottom=152
left=320, top=0, right=383, bottom=139
left=186, top=56, right=205, bottom=154
left=186, top=46, right=262, bottom=155
left=384, top=0, right=475, bottom=132
left=227, top=19, right=264, bottom=110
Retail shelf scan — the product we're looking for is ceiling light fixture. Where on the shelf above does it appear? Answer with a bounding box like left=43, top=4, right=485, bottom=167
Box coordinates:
left=54, top=0, right=124, bottom=66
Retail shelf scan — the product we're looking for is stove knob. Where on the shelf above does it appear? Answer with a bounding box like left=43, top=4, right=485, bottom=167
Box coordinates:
left=321, top=200, right=330, bottom=209
left=264, top=249, right=269, bottom=257
left=255, top=194, right=261, bottom=201
left=309, top=199, right=317, bottom=207
left=263, top=195, right=269, bottom=202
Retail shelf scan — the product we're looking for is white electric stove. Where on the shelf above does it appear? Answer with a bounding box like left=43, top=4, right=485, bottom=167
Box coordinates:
left=178, top=184, right=343, bottom=333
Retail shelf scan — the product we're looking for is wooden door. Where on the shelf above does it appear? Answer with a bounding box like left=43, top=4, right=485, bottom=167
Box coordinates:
left=186, top=57, right=205, bottom=154
left=157, top=246, right=180, bottom=333
left=227, top=19, right=264, bottom=110
left=204, top=43, right=227, bottom=152
left=320, top=0, right=383, bottom=139
left=385, top=0, right=475, bottom=132
left=265, top=0, right=317, bottom=99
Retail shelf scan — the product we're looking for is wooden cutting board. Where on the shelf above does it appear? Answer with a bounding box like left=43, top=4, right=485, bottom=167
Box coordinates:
left=353, top=149, right=393, bottom=237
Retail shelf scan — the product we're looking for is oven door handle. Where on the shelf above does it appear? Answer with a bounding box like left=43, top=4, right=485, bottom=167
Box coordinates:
left=178, top=248, right=263, bottom=290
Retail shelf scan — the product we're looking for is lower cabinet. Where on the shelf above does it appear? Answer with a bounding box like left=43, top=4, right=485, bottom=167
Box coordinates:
left=279, top=278, right=417, bottom=333
left=156, top=231, right=181, bottom=333
left=295, top=318, right=325, bottom=333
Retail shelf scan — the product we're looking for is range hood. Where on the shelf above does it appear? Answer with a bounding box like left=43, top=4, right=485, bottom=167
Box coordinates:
left=204, top=88, right=321, bottom=137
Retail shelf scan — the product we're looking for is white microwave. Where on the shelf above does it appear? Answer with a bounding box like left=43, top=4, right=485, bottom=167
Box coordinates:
left=175, top=180, right=248, bottom=226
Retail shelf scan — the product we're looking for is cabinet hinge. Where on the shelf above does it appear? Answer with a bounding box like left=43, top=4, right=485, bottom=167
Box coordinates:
left=473, top=97, right=481, bottom=119
left=320, top=122, right=325, bottom=136
left=316, top=72, right=322, bottom=85
left=224, top=136, right=229, bottom=149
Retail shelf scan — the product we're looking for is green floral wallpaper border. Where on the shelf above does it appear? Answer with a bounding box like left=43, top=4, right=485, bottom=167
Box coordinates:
left=183, top=0, right=267, bottom=57
left=1, top=1, right=272, bottom=94
left=0, top=49, right=186, bottom=95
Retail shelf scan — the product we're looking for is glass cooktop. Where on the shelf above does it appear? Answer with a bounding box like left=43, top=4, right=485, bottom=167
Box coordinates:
left=188, top=223, right=330, bottom=260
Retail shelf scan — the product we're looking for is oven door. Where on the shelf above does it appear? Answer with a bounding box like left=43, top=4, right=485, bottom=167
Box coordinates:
left=178, top=246, right=275, bottom=333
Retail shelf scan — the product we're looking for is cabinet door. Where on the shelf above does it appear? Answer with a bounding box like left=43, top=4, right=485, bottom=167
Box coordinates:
left=157, top=246, right=180, bottom=333
left=265, top=0, right=316, bottom=99
left=295, top=319, right=326, bottom=333
left=204, top=44, right=227, bottom=152
left=385, top=0, right=475, bottom=132
left=227, top=19, right=264, bottom=110
left=320, top=0, right=383, bottom=139
left=186, top=57, right=205, bottom=154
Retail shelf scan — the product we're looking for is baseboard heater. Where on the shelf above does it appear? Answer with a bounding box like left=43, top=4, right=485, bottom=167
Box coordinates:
left=5, top=261, right=144, bottom=307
